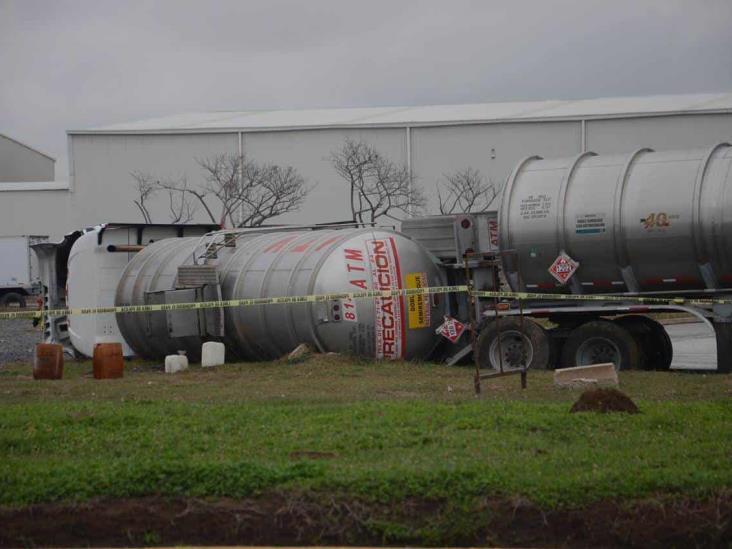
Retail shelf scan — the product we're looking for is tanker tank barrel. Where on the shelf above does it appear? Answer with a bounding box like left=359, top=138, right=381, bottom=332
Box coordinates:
left=114, top=227, right=448, bottom=362
left=498, top=143, right=732, bottom=296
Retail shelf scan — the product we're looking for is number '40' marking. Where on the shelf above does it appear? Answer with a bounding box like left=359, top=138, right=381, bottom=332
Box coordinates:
left=642, top=212, right=670, bottom=230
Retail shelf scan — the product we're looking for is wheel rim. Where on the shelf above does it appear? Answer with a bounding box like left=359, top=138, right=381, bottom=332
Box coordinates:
left=488, top=330, right=533, bottom=370
left=575, top=337, right=620, bottom=368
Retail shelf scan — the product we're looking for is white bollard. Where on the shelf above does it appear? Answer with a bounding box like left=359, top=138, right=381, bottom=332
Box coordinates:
left=165, top=354, right=189, bottom=373
left=201, top=341, right=225, bottom=368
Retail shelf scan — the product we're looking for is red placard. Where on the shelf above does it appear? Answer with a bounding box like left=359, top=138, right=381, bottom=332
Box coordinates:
left=436, top=316, right=466, bottom=344
left=548, top=252, right=579, bottom=285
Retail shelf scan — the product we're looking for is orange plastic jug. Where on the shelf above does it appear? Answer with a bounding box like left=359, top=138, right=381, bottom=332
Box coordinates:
left=93, top=343, right=124, bottom=379
left=33, top=343, right=64, bottom=380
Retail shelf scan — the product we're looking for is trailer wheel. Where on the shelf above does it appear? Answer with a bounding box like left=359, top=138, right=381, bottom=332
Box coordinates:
left=476, top=317, right=552, bottom=371
left=615, top=316, right=673, bottom=371
left=0, top=292, right=26, bottom=308
left=561, top=320, right=640, bottom=371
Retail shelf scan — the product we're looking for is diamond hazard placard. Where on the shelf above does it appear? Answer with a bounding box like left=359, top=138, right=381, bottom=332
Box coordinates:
left=548, top=252, right=579, bottom=285
left=436, top=316, right=466, bottom=344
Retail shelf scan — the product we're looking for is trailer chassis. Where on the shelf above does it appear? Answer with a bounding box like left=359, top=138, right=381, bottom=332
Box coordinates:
left=451, top=298, right=729, bottom=372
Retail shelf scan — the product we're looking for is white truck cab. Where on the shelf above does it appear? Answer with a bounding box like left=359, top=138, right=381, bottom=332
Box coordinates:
left=0, top=235, right=47, bottom=308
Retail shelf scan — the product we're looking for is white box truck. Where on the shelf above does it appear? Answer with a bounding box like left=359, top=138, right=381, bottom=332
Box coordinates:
left=0, top=235, right=47, bottom=307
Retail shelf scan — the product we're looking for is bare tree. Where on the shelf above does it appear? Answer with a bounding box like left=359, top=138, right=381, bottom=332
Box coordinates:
left=330, top=138, right=423, bottom=223
left=131, top=171, right=197, bottom=224
left=166, top=187, right=196, bottom=224
left=135, top=153, right=309, bottom=228
left=155, top=175, right=217, bottom=224
left=437, top=167, right=499, bottom=214
left=238, top=164, right=310, bottom=227
left=130, top=171, right=157, bottom=223
left=197, top=153, right=309, bottom=227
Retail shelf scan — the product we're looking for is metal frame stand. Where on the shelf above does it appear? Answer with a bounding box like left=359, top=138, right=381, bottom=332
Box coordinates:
left=464, top=251, right=528, bottom=396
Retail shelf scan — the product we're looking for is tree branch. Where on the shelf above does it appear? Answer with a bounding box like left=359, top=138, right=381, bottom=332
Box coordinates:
left=330, top=139, right=421, bottom=224
left=437, top=167, right=499, bottom=214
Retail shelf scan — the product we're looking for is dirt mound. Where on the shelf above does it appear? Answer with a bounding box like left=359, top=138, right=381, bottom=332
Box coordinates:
left=570, top=387, right=639, bottom=414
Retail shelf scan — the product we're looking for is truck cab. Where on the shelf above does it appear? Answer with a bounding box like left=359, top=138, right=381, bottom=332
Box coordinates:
left=0, top=235, right=47, bottom=308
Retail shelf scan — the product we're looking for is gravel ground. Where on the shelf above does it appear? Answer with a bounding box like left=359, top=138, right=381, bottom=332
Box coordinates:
left=0, top=318, right=42, bottom=365
left=0, top=317, right=717, bottom=369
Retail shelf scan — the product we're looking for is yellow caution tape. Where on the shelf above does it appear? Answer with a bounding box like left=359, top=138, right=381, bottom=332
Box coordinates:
left=0, top=286, right=469, bottom=320
left=3, top=284, right=732, bottom=321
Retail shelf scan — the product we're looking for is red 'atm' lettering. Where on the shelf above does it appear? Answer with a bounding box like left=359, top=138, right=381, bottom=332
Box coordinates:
left=344, top=249, right=363, bottom=262
left=345, top=247, right=367, bottom=288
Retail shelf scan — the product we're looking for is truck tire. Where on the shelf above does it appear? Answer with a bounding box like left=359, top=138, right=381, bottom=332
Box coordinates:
left=476, top=317, right=552, bottom=371
left=561, top=320, right=640, bottom=371
left=0, top=292, right=26, bottom=308
left=615, top=316, right=673, bottom=371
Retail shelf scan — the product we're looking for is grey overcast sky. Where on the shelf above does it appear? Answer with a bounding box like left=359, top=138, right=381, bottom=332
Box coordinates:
left=2, top=0, right=732, bottom=178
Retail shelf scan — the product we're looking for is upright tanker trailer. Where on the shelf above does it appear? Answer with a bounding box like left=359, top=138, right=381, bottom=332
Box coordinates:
left=408, top=141, right=732, bottom=373
left=478, top=141, right=732, bottom=372
left=37, top=143, right=732, bottom=372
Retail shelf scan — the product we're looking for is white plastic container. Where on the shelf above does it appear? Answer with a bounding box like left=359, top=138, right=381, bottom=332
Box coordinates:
left=201, top=341, right=225, bottom=367
left=165, top=354, right=189, bottom=373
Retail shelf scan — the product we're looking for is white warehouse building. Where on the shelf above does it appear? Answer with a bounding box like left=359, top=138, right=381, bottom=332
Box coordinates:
left=0, top=133, right=55, bottom=183
left=1, top=92, right=731, bottom=239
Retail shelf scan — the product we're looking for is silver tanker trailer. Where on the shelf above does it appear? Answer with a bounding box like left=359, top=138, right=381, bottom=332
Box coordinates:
left=114, top=226, right=448, bottom=361
left=34, top=143, right=732, bottom=373
left=476, top=141, right=732, bottom=373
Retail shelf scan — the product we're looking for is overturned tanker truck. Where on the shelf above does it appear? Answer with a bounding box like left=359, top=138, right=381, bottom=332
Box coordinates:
left=38, top=143, right=732, bottom=372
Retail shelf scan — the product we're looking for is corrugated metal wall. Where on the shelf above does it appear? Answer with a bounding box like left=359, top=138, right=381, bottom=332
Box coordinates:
left=244, top=127, right=407, bottom=225
left=586, top=113, right=732, bottom=153
left=0, top=113, right=730, bottom=239
left=70, top=133, right=239, bottom=227
left=412, top=121, right=581, bottom=213
left=0, top=135, right=55, bottom=182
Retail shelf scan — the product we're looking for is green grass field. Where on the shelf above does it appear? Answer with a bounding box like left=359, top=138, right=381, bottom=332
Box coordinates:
left=2, top=356, right=731, bottom=514
left=0, top=357, right=732, bottom=506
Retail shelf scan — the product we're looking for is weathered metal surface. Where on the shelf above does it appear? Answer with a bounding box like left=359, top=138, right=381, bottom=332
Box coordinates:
left=499, top=143, right=732, bottom=294
left=401, top=212, right=498, bottom=261
left=115, top=228, right=447, bottom=361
